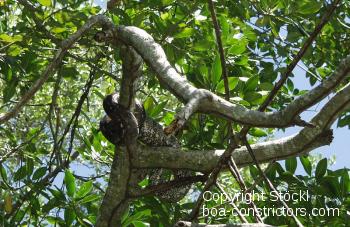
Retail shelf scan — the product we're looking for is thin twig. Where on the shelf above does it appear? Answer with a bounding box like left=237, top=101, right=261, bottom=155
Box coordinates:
left=242, top=137, right=303, bottom=227
left=257, top=0, right=342, bottom=112
left=216, top=182, right=248, bottom=223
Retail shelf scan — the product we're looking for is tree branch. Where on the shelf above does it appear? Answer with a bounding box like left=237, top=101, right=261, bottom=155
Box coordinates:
left=114, top=26, right=349, bottom=128
left=258, top=0, right=342, bottom=111
left=0, top=14, right=111, bottom=124
left=97, top=44, right=143, bottom=227
left=132, top=81, right=350, bottom=172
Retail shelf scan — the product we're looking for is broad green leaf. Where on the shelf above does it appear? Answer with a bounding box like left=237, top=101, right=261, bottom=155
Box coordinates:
left=64, top=170, right=76, bottom=197
left=3, top=80, right=17, bottom=103
left=64, top=207, right=76, bottom=226
left=285, top=157, right=297, bottom=174
left=174, top=27, right=194, bottom=38
left=14, top=165, right=27, bottom=181
left=132, top=221, right=150, bottom=227
left=242, top=26, right=257, bottom=41
left=0, top=34, right=23, bottom=42
left=244, top=75, right=259, bottom=92
left=274, top=162, right=285, bottom=175
left=143, top=96, right=154, bottom=114
left=249, top=165, right=259, bottom=178
left=216, top=77, right=239, bottom=93
left=61, top=66, right=79, bottom=78
left=37, top=0, right=52, bottom=7
left=79, top=194, right=100, bottom=204
left=249, top=128, right=267, bottom=137
left=76, top=181, right=93, bottom=198
left=193, top=40, right=213, bottom=51
left=49, top=188, right=66, bottom=200
left=4, top=194, right=12, bottom=214
left=244, top=92, right=262, bottom=105
left=218, top=15, right=230, bottom=41
left=0, top=164, right=8, bottom=181
left=51, top=27, right=67, bottom=33
left=122, top=209, right=151, bottom=226
left=298, top=0, right=322, bottom=15
left=211, top=55, right=222, bottom=84
left=315, top=158, right=327, bottom=179
left=319, top=176, right=341, bottom=198
left=300, top=155, right=312, bottom=175
left=7, top=45, right=23, bottom=56
left=337, top=115, right=350, bottom=128
left=228, top=39, right=247, bottom=55
left=162, top=112, right=175, bottom=126
left=13, top=210, right=26, bottom=223
left=149, top=101, right=167, bottom=118
left=340, top=169, right=350, bottom=197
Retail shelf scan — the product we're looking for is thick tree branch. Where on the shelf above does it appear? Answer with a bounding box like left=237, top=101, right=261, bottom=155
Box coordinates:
left=97, top=43, right=143, bottom=226
left=118, top=45, right=143, bottom=108
left=132, top=81, right=350, bottom=172
left=131, top=128, right=332, bottom=173
left=114, top=26, right=350, bottom=128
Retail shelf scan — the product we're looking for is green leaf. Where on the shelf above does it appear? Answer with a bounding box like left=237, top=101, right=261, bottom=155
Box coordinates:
left=218, top=15, right=230, bottom=41
left=76, top=181, right=93, bottom=199
left=64, top=170, right=76, bottom=197
left=193, top=40, right=213, bottom=51
left=78, top=194, right=100, bottom=204
left=61, top=66, right=79, bottom=78
left=174, top=27, right=194, bottom=38
left=13, top=210, right=25, bottom=223
left=274, top=162, right=285, bottom=175
left=249, top=128, right=267, bottom=137
left=244, top=92, right=262, bottom=105
left=211, top=55, right=222, bottom=84
left=319, top=176, right=341, bottom=198
left=49, top=188, right=66, bottom=200
left=7, top=45, right=23, bottom=56
left=285, top=157, right=297, bottom=174
left=242, top=26, right=257, bottom=41
left=0, top=34, right=23, bottom=42
left=122, top=209, right=151, bottom=226
left=300, top=155, right=312, bottom=175
left=4, top=193, right=12, bottom=214
left=249, top=165, right=259, bottom=178
left=298, top=0, right=322, bottom=15
left=14, top=165, right=27, bottom=181
left=143, top=96, right=154, bottom=114
left=64, top=207, right=76, bottom=226
left=32, top=167, right=47, bottom=180
left=51, top=27, right=67, bottom=34
left=37, top=0, right=52, bottom=7
left=244, top=75, right=259, bottom=92
left=228, top=41, right=246, bottom=55
left=132, top=221, right=150, bottom=227
left=216, top=77, right=239, bottom=93
left=340, top=169, right=350, bottom=197
left=0, top=164, right=8, bottom=181
left=337, top=115, right=350, bottom=128
left=315, top=158, right=327, bottom=179
left=3, top=79, right=17, bottom=103
left=149, top=101, right=168, bottom=118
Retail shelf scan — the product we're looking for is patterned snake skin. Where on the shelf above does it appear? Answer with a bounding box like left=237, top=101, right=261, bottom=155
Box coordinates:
left=100, top=93, right=192, bottom=202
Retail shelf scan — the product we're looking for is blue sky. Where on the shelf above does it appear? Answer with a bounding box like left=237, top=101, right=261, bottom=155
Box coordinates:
left=277, top=64, right=350, bottom=173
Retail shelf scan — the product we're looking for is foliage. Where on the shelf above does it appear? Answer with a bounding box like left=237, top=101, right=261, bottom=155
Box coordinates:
left=0, top=0, right=349, bottom=226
